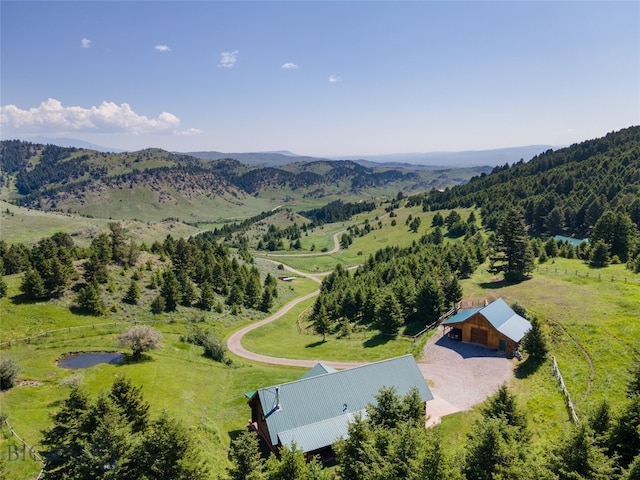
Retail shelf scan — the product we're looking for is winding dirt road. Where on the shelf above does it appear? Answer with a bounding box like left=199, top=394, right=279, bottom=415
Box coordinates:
left=226, top=233, right=514, bottom=423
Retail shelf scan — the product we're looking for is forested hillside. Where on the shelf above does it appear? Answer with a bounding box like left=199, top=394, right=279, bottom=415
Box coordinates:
left=0, top=140, right=485, bottom=222
left=419, top=126, right=640, bottom=237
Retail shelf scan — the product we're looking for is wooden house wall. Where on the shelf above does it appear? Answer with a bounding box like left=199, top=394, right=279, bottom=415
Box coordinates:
left=249, top=395, right=277, bottom=453
left=453, top=313, right=518, bottom=354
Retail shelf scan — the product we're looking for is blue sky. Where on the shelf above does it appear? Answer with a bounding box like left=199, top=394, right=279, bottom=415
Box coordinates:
left=1, top=1, right=638, bottom=157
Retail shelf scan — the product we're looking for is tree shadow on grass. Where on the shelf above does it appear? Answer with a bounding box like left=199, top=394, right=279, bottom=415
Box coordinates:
left=305, top=340, right=325, bottom=349
left=479, top=276, right=533, bottom=290
left=115, top=353, right=155, bottom=366
left=514, top=356, right=545, bottom=379
left=68, top=305, right=103, bottom=316
left=363, top=333, right=396, bottom=348
left=10, top=293, right=54, bottom=305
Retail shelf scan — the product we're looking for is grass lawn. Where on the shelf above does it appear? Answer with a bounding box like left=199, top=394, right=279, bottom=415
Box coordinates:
left=0, top=322, right=308, bottom=479
left=462, top=257, right=640, bottom=415
left=239, top=294, right=422, bottom=362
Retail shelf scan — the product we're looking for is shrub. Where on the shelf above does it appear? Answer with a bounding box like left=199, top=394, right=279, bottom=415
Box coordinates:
left=0, top=358, right=20, bottom=390
left=201, top=333, right=227, bottom=363
left=117, top=325, right=162, bottom=359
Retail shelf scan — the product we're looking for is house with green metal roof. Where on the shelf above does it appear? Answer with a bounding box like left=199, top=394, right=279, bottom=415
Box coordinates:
left=441, top=297, right=531, bottom=354
left=246, top=355, right=433, bottom=458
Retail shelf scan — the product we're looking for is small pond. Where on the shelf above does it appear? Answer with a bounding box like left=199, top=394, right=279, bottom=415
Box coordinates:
left=58, top=352, right=124, bottom=369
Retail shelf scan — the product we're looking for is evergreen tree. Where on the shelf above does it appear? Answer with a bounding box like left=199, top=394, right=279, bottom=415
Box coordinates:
left=227, top=432, right=265, bottom=480
left=608, top=395, right=640, bottom=469
left=109, top=376, right=149, bottom=433
left=244, top=274, right=262, bottom=309
left=77, top=281, right=107, bottom=316
left=374, top=291, right=404, bottom=334
left=335, top=415, right=382, bottom=480
left=150, top=295, right=165, bottom=314
left=488, top=208, right=535, bottom=282
left=312, top=303, right=332, bottom=342
left=628, top=357, right=640, bottom=398
left=258, top=288, right=273, bottom=313
left=463, top=416, right=526, bottom=480
left=177, top=269, right=196, bottom=307
left=591, top=210, right=636, bottom=262
left=415, top=276, right=445, bottom=323
left=264, top=273, right=278, bottom=298
left=265, top=443, right=327, bottom=480
left=623, top=454, right=640, bottom=480
left=160, top=269, right=182, bottom=312
left=227, top=282, right=244, bottom=307
left=83, top=253, right=110, bottom=284
left=521, top=316, right=548, bottom=362
left=41, top=386, right=93, bottom=479
left=199, top=281, right=216, bottom=311
left=20, top=268, right=46, bottom=300
left=589, top=239, right=611, bottom=267
left=442, top=275, right=463, bottom=308
left=139, top=411, right=207, bottom=480
left=73, top=399, right=137, bottom=480
left=480, top=384, right=527, bottom=432
left=122, top=279, right=140, bottom=305
left=550, top=422, right=615, bottom=480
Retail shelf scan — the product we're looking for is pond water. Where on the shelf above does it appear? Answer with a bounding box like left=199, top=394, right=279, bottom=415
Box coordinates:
left=58, top=352, right=124, bottom=369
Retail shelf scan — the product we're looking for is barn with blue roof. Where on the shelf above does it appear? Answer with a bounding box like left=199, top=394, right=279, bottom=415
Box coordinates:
left=441, top=298, right=531, bottom=354
left=246, top=355, right=433, bottom=458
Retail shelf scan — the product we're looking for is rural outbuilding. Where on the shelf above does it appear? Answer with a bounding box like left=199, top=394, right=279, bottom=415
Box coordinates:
left=245, top=355, right=433, bottom=459
left=441, top=297, right=531, bottom=354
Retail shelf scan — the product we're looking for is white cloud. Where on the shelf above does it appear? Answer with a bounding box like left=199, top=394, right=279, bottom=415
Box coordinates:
left=218, top=50, right=239, bottom=69
left=81, top=38, right=91, bottom=48
left=328, top=74, right=341, bottom=83
left=154, top=45, right=171, bottom=53
left=281, top=62, right=298, bottom=70
left=0, top=98, right=200, bottom=136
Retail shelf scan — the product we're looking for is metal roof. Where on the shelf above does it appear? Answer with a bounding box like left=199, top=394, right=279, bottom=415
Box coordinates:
left=254, top=355, right=433, bottom=452
left=277, top=411, right=364, bottom=452
left=441, top=307, right=482, bottom=325
left=300, top=362, right=338, bottom=380
left=441, top=298, right=531, bottom=343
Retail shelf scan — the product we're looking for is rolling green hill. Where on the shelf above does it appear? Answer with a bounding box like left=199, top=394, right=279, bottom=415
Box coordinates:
left=0, top=140, right=490, bottom=224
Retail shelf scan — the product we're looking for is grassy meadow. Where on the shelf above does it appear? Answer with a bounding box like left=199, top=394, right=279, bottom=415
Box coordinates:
left=1, top=200, right=639, bottom=479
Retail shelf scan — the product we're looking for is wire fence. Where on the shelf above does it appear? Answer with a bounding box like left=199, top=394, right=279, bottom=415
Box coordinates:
left=537, top=266, right=640, bottom=284
left=2, top=417, right=44, bottom=479
left=0, top=319, right=158, bottom=348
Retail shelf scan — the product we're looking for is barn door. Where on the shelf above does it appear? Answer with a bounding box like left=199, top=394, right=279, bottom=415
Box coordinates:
left=470, top=327, right=488, bottom=345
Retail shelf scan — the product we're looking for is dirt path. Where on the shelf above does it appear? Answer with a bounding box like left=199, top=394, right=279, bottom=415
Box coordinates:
left=227, top=248, right=515, bottom=424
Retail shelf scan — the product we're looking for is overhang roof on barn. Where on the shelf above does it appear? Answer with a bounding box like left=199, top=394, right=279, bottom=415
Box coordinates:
left=442, top=298, right=531, bottom=343
left=442, top=307, right=482, bottom=325
left=251, top=355, right=433, bottom=453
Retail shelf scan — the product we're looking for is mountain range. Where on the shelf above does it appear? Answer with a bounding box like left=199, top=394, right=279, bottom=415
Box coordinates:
left=2, top=136, right=553, bottom=168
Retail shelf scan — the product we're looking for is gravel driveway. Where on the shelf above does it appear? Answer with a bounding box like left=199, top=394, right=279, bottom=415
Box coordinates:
left=418, top=327, right=515, bottom=425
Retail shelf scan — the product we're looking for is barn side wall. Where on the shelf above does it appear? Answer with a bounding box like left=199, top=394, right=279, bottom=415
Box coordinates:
left=453, top=313, right=518, bottom=354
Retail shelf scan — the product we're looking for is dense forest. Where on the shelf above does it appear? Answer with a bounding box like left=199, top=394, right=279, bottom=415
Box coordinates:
left=415, top=126, right=640, bottom=237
